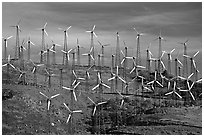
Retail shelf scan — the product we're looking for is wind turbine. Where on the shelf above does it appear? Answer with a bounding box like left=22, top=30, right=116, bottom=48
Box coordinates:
left=19, top=40, right=27, bottom=70
left=92, top=72, right=110, bottom=92
left=61, top=48, right=72, bottom=67
left=75, top=38, right=85, bottom=66
left=174, top=51, right=183, bottom=78
left=163, top=48, right=175, bottom=75
left=30, top=59, right=44, bottom=86
left=44, top=68, right=56, bottom=87
left=115, top=32, right=121, bottom=67
left=82, top=47, right=95, bottom=67
left=50, top=39, right=61, bottom=65
left=2, top=55, right=16, bottom=82
left=183, top=51, right=199, bottom=81
left=16, top=67, right=27, bottom=85
left=72, top=70, right=85, bottom=86
left=10, top=20, right=21, bottom=59
left=86, top=25, right=97, bottom=65
left=145, top=43, right=153, bottom=72
left=58, top=26, right=72, bottom=65
left=43, top=45, right=56, bottom=67
left=116, top=90, right=131, bottom=108
left=36, top=22, right=48, bottom=63
left=165, top=81, right=182, bottom=99
left=39, top=91, right=60, bottom=134
left=154, top=30, right=166, bottom=72
left=108, top=66, right=126, bottom=92
left=62, top=81, right=81, bottom=102
left=87, top=96, right=107, bottom=116
left=63, top=103, right=82, bottom=134
left=129, top=56, right=146, bottom=74
left=133, top=27, right=145, bottom=66
left=147, top=71, right=163, bottom=91
left=178, top=39, right=189, bottom=78
left=26, top=35, right=35, bottom=61
left=98, top=40, right=110, bottom=67
left=121, top=45, right=128, bottom=92
left=2, top=36, right=13, bottom=60
left=180, top=81, right=196, bottom=101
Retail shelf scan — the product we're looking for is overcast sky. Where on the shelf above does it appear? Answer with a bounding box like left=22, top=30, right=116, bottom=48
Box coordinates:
left=2, top=2, right=202, bottom=77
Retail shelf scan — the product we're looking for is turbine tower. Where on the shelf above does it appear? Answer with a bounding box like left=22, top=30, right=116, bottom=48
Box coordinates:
left=178, top=39, right=189, bottom=78
left=10, top=20, right=21, bottom=59
left=86, top=25, right=97, bottom=65
left=27, top=36, right=35, bottom=61
left=115, top=32, right=121, bottom=67
left=36, top=22, right=48, bottom=63
left=155, top=30, right=166, bottom=72
left=145, top=43, right=153, bottom=72
left=58, top=26, right=72, bottom=65
left=133, top=28, right=144, bottom=66
left=98, top=40, right=110, bottom=67
left=51, top=40, right=61, bottom=65
left=164, top=48, right=175, bottom=75
left=2, top=36, right=13, bottom=60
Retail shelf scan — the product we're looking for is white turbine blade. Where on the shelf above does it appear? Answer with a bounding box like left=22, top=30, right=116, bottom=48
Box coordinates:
left=108, top=76, right=115, bottom=81
left=161, top=61, right=166, bottom=69
left=92, top=84, right=99, bottom=90
left=37, top=64, right=44, bottom=67
left=47, top=100, right=51, bottom=111
left=93, top=32, right=97, bottom=38
left=43, top=22, right=47, bottom=28
left=92, top=25, right=96, bottom=31
left=90, top=55, right=95, bottom=61
left=66, top=114, right=71, bottom=123
left=74, top=81, right=80, bottom=89
left=97, top=40, right=102, bottom=46
left=73, top=110, right=82, bottom=113
left=90, top=47, right=93, bottom=53
left=62, top=86, right=71, bottom=90
left=144, top=86, right=152, bottom=91
left=147, top=81, right=154, bottom=85
left=63, top=103, right=71, bottom=112
left=173, top=81, right=176, bottom=90
left=120, top=99, right=124, bottom=107
left=51, top=94, right=60, bottom=99
left=44, top=30, right=48, bottom=36
left=170, top=48, right=175, bottom=54
left=193, top=51, right=199, bottom=58
left=50, top=49, right=56, bottom=53
left=55, top=43, right=61, bottom=47
left=30, top=41, right=35, bottom=45
left=178, top=76, right=186, bottom=80
left=102, top=83, right=110, bottom=89
left=168, top=81, right=171, bottom=90
left=67, top=26, right=72, bottom=30
left=93, top=106, right=96, bottom=116
left=180, top=89, right=189, bottom=92
left=190, top=82, right=195, bottom=90
left=183, top=55, right=190, bottom=58
left=2, top=64, right=7, bottom=67
left=156, top=81, right=163, bottom=87
left=137, top=65, right=146, bottom=69
left=154, top=71, right=157, bottom=80
left=188, top=73, right=194, bottom=79
left=97, top=72, right=101, bottom=81
left=177, top=59, right=183, bottom=66
left=87, top=72, right=90, bottom=79
left=72, top=70, right=77, bottom=78
left=174, top=91, right=182, bottom=99
left=196, top=79, right=202, bottom=83
left=18, top=74, right=23, bottom=80
left=121, top=50, right=125, bottom=57
left=193, top=60, right=197, bottom=69
left=73, top=91, right=77, bottom=101
left=10, top=64, right=16, bottom=70
left=82, top=53, right=88, bottom=56
left=116, top=90, right=123, bottom=97
left=118, top=76, right=126, bottom=84
left=32, top=67, right=36, bottom=74
left=8, top=55, right=11, bottom=62
left=7, top=36, right=13, bottom=40
left=98, top=101, right=107, bottom=105
left=39, top=92, right=49, bottom=98
left=61, top=50, right=67, bottom=54
left=130, top=67, right=135, bottom=74
left=165, top=91, right=173, bottom=96
left=189, top=91, right=195, bottom=100
left=88, top=97, right=95, bottom=104
left=121, top=58, right=125, bottom=65
left=86, top=30, right=91, bottom=33
left=67, top=49, right=72, bottom=53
